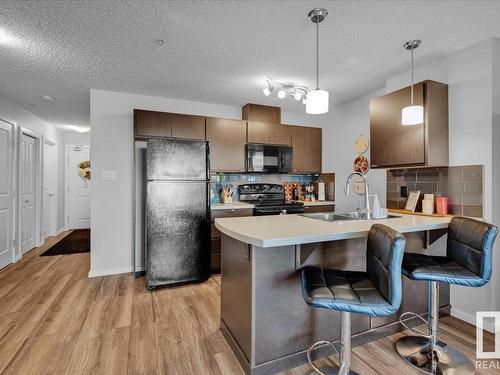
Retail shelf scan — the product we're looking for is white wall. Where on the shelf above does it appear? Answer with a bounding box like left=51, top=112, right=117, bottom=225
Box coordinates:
left=0, top=93, right=65, bottom=236
left=492, top=38, right=500, bottom=312
left=318, top=88, right=387, bottom=211
left=63, top=132, right=91, bottom=146
left=89, top=89, right=313, bottom=277
left=386, top=38, right=498, bottom=327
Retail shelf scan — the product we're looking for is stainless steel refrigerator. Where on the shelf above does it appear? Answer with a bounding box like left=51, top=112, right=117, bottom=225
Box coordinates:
left=146, top=138, right=210, bottom=289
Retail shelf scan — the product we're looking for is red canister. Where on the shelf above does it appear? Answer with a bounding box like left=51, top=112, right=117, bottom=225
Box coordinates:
left=436, top=197, right=448, bottom=215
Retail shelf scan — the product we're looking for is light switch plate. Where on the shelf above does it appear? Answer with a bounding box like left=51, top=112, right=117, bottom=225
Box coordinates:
left=102, top=170, right=118, bottom=180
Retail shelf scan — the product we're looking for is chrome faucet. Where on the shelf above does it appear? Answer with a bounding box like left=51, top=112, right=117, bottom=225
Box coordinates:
left=345, top=172, right=371, bottom=220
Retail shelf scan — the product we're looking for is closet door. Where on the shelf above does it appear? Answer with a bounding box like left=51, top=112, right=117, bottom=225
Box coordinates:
left=0, top=120, right=13, bottom=268
left=20, top=133, right=36, bottom=254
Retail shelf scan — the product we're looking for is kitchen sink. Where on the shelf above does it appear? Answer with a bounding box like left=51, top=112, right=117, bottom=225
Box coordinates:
left=300, top=211, right=401, bottom=222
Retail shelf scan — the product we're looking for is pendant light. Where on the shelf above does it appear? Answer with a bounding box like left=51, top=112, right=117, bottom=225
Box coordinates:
left=401, top=39, right=423, bottom=125
left=306, top=8, right=329, bottom=115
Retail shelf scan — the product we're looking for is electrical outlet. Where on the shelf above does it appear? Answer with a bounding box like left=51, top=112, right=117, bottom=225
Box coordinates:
left=400, top=186, right=408, bottom=198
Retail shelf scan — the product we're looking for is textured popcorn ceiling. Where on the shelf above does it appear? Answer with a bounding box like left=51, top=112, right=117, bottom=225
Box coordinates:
left=1, top=1, right=500, bottom=128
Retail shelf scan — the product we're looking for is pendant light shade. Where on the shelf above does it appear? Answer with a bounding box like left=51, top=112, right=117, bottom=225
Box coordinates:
left=306, top=8, right=329, bottom=115
left=306, top=89, right=329, bottom=114
left=402, top=105, right=424, bottom=125
left=402, top=39, right=423, bottom=126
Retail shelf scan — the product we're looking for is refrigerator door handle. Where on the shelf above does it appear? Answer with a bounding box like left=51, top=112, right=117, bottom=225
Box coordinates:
left=207, top=182, right=211, bottom=224
left=206, top=141, right=211, bottom=181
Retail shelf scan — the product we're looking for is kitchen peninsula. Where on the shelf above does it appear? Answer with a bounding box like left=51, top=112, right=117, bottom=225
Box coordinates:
left=215, top=212, right=453, bottom=375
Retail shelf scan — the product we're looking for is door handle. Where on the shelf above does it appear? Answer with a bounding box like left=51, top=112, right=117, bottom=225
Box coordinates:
left=25, top=200, right=29, bottom=203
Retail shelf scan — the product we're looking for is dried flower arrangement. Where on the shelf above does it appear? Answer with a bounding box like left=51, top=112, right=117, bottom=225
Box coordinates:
left=78, top=160, right=91, bottom=180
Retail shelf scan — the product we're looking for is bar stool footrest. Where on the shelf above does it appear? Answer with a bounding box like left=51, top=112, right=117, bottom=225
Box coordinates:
left=399, top=311, right=432, bottom=338
left=306, top=340, right=360, bottom=375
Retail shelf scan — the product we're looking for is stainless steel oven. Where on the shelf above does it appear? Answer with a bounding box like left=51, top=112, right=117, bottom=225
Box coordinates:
left=245, top=144, right=293, bottom=173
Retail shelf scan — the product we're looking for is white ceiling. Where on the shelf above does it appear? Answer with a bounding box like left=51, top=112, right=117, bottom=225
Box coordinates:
left=1, top=1, right=500, bottom=129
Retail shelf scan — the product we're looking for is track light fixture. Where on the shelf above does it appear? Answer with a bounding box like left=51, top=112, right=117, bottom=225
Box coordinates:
left=260, top=8, right=329, bottom=114
left=262, top=82, right=274, bottom=96
left=261, top=78, right=308, bottom=104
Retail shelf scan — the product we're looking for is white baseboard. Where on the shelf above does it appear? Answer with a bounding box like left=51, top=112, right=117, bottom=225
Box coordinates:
left=56, top=227, right=67, bottom=235
left=451, top=307, right=496, bottom=333
left=88, top=266, right=134, bottom=278
left=88, top=265, right=145, bottom=278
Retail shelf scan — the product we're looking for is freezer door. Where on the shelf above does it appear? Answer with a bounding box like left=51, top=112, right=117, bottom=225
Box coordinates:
left=147, top=138, right=208, bottom=181
left=146, top=181, right=210, bottom=288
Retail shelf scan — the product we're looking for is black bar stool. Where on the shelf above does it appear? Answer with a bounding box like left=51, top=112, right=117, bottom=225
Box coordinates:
left=395, top=217, right=498, bottom=375
left=301, top=224, right=406, bottom=375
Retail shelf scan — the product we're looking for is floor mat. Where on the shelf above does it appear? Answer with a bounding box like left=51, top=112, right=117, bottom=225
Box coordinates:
left=40, top=229, right=90, bottom=256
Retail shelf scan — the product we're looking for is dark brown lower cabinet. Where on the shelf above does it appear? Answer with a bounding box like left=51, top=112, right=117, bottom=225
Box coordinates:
left=210, top=208, right=253, bottom=273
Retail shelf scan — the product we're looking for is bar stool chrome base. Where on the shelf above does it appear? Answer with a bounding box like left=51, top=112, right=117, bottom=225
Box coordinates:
left=395, top=335, right=475, bottom=375
left=308, top=368, right=360, bottom=375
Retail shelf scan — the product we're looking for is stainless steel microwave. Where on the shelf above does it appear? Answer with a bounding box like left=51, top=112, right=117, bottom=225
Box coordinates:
left=245, top=144, right=293, bottom=173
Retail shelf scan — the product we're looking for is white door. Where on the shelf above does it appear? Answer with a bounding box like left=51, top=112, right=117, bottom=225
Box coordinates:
left=42, top=141, right=57, bottom=239
left=20, top=133, right=37, bottom=254
left=66, top=145, right=91, bottom=229
left=0, top=120, right=13, bottom=269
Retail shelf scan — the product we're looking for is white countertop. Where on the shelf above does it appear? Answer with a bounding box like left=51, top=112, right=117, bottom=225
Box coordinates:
left=211, top=202, right=254, bottom=210
left=215, top=213, right=452, bottom=248
left=293, top=200, right=335, bottom=206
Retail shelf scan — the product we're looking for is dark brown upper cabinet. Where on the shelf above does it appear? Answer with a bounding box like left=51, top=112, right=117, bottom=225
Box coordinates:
left=269, top=125, right=291, bottom=145
left=171, top=113, right=205, bottom=140
left=243, top=103, right=291, bottom=146
left=247, top=122, right=291, bottom=145
left=246, top=121, right=269, bottom=144
left=206, top=117, right=247, bottom=173
left=242, top=103, right=280, bottom=126
left=290, top=126, right=322, bottom=173
left=134, top=109, right=172, bottom=138
left=370, top=80, right=448, bottom=168
left=134, top=109, right=206, bottom=140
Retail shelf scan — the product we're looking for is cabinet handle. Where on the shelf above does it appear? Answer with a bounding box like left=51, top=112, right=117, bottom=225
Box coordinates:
left=371, top=165, right=378, bottom=168
left=243, top=245, right=251, bottom=261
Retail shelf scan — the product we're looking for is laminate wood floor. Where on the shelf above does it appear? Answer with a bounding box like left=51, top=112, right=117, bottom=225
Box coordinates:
left=0, top=232, right=496, bottom=375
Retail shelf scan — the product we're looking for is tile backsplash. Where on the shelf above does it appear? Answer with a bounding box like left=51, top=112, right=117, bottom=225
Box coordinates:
left=387, top=165, right=483, bottom=217
left=210, top=173, right=319, bottom=202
